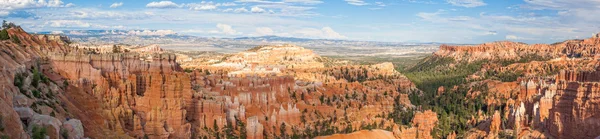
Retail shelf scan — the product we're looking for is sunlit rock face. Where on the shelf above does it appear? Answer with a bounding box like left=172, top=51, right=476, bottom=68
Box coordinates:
left=1, top=26, right=425, bottom=139
left=435, top=34, right=600, bottom=62
left=315, top=129, right=396, bottom=139
left=50, top=53, right=193, bottom=138
left=545, top=69, right=600, bottom=139
left=0, top=27, right=76, bottom=138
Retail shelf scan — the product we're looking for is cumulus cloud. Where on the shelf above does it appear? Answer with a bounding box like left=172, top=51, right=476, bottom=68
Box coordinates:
left=64, top=3, right=75, bottom=7
left=146, top=1, right=180, bottom=8
left=187, top=1, right=237, bottom=11
left=505, top=35, right=534, bottom=40
left=256, top=27, right=274, bottom=36
left=251, top=7, right=266, bottom=13
left=282, top=0, right=323, bottom=4
left=45, top=20, right=91, bottom=28
left=294, top=27, right=346, bottom=39
left=321, top=27, right=346, bottom=39
left=345, top=0, right=368, bottom=6
left=127, top=30, right=177, bottom=36
left=234, top=7, right=249, bottom=13
left=485, top=31, right=497, bottom=35
left=110, top=2, right=124, bottom=8
left=190, top=5, right=216, bottom=10
left=50, top=30, right=64, bottom=34
left=216, top=23, right=239, bottom=35
left=447, top=0, right=486, bottom=8
left=0, top=0, right=74, bottom=16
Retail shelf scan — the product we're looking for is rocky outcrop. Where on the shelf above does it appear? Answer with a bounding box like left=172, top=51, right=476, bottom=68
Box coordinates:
left=489, top=110, right=501, bottom=135
left=49, top=53, right=192, bottom=138
left=395, top=110, right=438, bottom=139
left=435, top=33, right=600, bottom=62
left=1, top=26, right=423, bottom=139
left=545, top=69, right=600, bottom=138
left=29, top=114, right=62, bottom=139
left=130, top=44, right=163, bottom=53
left=0, top=26, right=74, bottom=138
left=62, top=119, right=85, bottom=139
left=315, top=129, right=395, bottom=139
left=185, top=44, right=325, bottom=77
left=245, top=116, right=264, bottom=139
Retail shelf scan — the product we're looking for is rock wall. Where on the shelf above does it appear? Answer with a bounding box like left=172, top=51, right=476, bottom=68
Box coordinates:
left=435, top=34, right=600, bottom=62
left=49, top=52, right=193, bottom=138
left=545, top=69, right=600, bottom=138
left=394, top=110, right=438, bottom=139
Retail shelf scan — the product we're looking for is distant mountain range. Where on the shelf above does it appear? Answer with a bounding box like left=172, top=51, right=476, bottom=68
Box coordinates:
left=33, top=29, right=449, bottom=55
left=35, top=30, right=452, bottom=45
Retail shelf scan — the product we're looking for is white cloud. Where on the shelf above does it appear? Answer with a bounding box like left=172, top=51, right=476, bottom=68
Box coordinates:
left=190, top=5, right=216, bottom=10
left=64, top=3, right=75, bottom=7
left=416, top=9, right=445, bottom=21
left=294, top=27, right=346, bottom=39
left=68, top=30, right=89, bottom=35
left=282, top=0, right=323, bottom=4
left=146, top=1, right=180, bottom=8
left=506, top=35, right=534, bottom=40
left=0, top=11, right=9, bottom=16
left=50, top=31, right=64, bottom=34
left=447, top=0, right=486, bottom=8
left=187, top=1, right=237, bottom=11
left=485, top=31, right=497, bottom=35
left=127, top=30, right=177, bottom=36
left=235, top=0, right=284, bottom=4
left=220, top=2, right=237, bottom=6
left=45, top=20, right=91, bottom=28
left=216, top=23, right=239, bottom=35
left=110, top=2, right=124, bottom=8
left=321, top=27, right=346, bottom=39
left=223, top=8, right=234, bottom=12
left=251, top=6, right=267, bottom=13
left=234, top=7, right=249, bottom=13
left=256, top=27, right=274, bottom=35
left=0, top=0, right=74, bottom=16
left=345, top=0, right=368, bottom=6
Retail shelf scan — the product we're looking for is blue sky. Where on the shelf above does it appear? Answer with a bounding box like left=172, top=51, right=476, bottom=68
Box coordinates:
left=1, top=0, right=599, bottom=44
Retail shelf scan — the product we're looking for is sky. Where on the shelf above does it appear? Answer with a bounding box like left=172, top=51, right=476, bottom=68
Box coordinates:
left=1, top=0, right=599, bottom=44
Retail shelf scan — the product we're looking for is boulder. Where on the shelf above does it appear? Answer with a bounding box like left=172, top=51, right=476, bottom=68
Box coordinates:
left=13, top=107, right=35, bottom=120
left=29, top=114, right=62, bottom=139
left=61, top=119, right=85, bottom=139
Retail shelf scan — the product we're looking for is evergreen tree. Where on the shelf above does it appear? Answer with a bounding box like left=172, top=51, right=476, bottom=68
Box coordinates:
left=279, top=123, right=287, bottom=138
left=0, top=29, right=8, bottom=40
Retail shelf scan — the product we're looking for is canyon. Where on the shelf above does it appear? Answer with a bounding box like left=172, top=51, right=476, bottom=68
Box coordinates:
left=1, top=23, right=600, bottom=139
left=0, top=26, right=427, bottom=139
left=421, top=33, right=600, bottom=138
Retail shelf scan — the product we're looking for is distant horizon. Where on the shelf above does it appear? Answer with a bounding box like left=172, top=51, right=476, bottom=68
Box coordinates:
left=2, top=0, right=599, bottom=44
left=31, top=28, right=600, bottom=46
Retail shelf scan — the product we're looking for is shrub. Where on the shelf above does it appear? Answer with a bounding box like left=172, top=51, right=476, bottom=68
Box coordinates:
left=63, top=80, right=69, bottom=89
left=31, top=125, right=47, bottom=139
left=184, top=68, right=193, bottom=73
left=11, top=35, right=20, bottom=44
left=0, top=29, right=8, bottom=40
left=0, top=115, right=4, bottom=131
left=32, top=69, right=42, bottom=88
left=32, top=90, right=41, bottom=98
left=13, top=73, right=23, bottom=88
left=60, top=129, right=69, bottom=139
